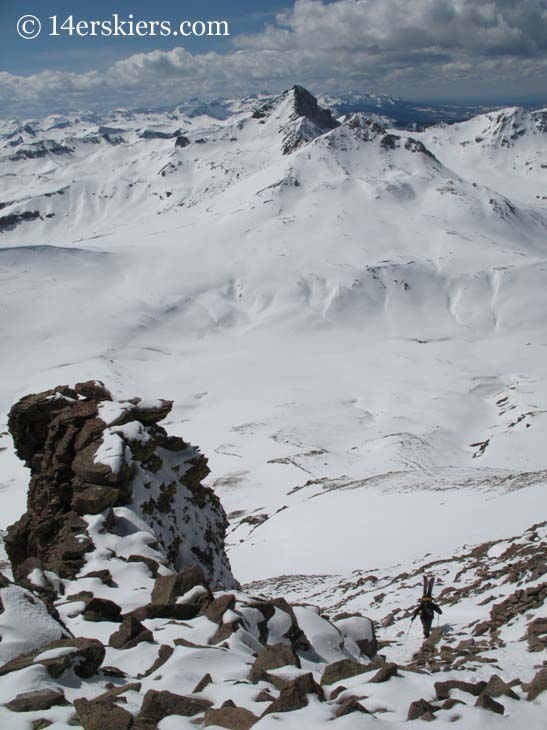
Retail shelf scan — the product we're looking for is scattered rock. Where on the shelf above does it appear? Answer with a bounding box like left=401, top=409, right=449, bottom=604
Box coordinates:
left=475, top=692, right=505, bottom=715
left=81, top=568, right=115, bottom=586
left=5, top=688, right=67, bottom=712
left=137, top=645, right=174, bottom=679
left=522, top=667, right=547, bottom=701
left=151, top=565, right=207, bottom=604
left=263, top=673, right=324, bottom=715
left=74, top=696, right=134, bottom=730
left=32, top=721, right=53, bottom=730
left=127, top=554, right=160, bottom=577
left=485, top=674, right=520, bottom=700
left=209, top=619, right=241, bottom=645
left=321, top=658, right=368, bottom=686
left=407, top=699, right=436, bottom=721
left=329, top=685, right=347, bottom=701
left=368, top=662, right=398, bottom=683
left=249, top=642, right=300, bottom=683
left=0, top=637, right=105, bottom=679
left=205, top=593, right=236, bottom=623
left=434, top=679, right=487, bottom=700
left=136, top=689, right=212, bottom=725
left=83, top=596, right=122, bottom=622
left=333, top=697, right=369, bottom=718
left=192, top=673, right=213, bottom=693
left=109, top=615, right=154, bottom=650
left=255, top=689, right=275, bottom=702
left=203, top=706, right=258, bottom=729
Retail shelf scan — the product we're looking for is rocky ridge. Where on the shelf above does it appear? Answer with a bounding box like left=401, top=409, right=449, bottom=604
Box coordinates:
left=0, top=383, right=377, bottom=729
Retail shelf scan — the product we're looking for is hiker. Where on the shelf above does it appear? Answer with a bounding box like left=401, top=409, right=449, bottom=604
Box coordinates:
left=411, top=576, right=442, bottom=638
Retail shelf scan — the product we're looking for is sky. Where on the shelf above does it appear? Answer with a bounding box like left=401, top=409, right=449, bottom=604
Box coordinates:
left=1, top=0, right=547, bottom=116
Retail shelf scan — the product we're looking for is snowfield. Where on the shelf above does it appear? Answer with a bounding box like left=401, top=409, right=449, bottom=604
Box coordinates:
left=0, top=86, right=546, bottom=727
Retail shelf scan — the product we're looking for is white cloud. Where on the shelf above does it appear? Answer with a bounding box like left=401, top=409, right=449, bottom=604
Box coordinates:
left=1, top=0, right=547, bottom=116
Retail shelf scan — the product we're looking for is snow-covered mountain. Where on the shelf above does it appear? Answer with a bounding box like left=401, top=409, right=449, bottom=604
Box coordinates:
left=0, top=86, right=547, bottom=727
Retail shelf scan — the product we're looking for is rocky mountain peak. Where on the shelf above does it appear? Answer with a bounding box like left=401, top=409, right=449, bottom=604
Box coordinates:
left=289, top=85, right=338, bottom=131
left=252, top=85, right=339, bottom=154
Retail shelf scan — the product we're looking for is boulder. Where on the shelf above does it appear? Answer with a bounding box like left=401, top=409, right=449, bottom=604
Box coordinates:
left=136, top=690, right=212, bottom=725
left=81, top=568, right=115, bottom=586
left=407, top=699, right=436, bottom=721
left=203, top=706, right=258, bottom=729
left=368, top=662, right=398, bottom=683
left=475, top=692, right=505, bottom=715
left=74, top=381, right=113, bottom=401
left=127, top=554, right=160, bottom=578
left=262, top=673, right=324, bottom=715
left=131, top=593, right=210, bottom=621
left=32, top=721, right=53, bottom=730
left=255, top=689, right=275, bottom=702
left=522, top=667, right=547, bottom=701
left=321, top=658, right=368, bottom=686
left=484, top=674, right=520, bottom=700
left=151, top=565, right=207, bottom=604
left=109, top=616, right=154, bottom=650
left=249, top=642, right=300, bottom=683
left=209, top=619, right=242, bottom=646
left=137, top=644, right=174, bottom=679
left=192, top=673, right=213, bottom=693
left=5, top=688, right=67, bottom=712
left=434, top=679, right=487, bottom=700
left=205, top=593, right=236, bottom=623
left=0, top=637, right=105, bottom=679
left=74, top=697, right=134, bottom=730
left=333, top=697, right=369, bottom=718
left=328, top=685, right=347, bottom=701
left=83, top=596, right=122, bottom=622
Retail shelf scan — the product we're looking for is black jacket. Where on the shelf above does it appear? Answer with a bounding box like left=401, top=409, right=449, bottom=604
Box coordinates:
left=412, top=598, right=442, bottom=621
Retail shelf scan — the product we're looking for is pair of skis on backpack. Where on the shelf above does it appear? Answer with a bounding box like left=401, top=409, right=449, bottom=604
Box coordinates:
left=423, top=575, right=435, bottom=598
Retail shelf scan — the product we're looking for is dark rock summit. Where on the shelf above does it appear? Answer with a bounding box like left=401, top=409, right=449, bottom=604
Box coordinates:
left=252, top=85, right=339, bottom=154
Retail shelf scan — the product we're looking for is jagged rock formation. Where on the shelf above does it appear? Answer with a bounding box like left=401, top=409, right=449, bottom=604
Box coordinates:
left=5, top=381, right=236, bottom=589
left=252, top=85, right=339, bottom=154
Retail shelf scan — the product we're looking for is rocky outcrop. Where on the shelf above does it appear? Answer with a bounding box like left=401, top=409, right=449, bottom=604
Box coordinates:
left=0, top=382, right=382, bottom=730
left=5, top=381, right=236, bottom=589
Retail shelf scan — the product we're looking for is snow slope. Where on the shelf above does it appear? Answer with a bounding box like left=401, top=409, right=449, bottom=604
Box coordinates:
left=1, top=86, right=546, bottom=588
